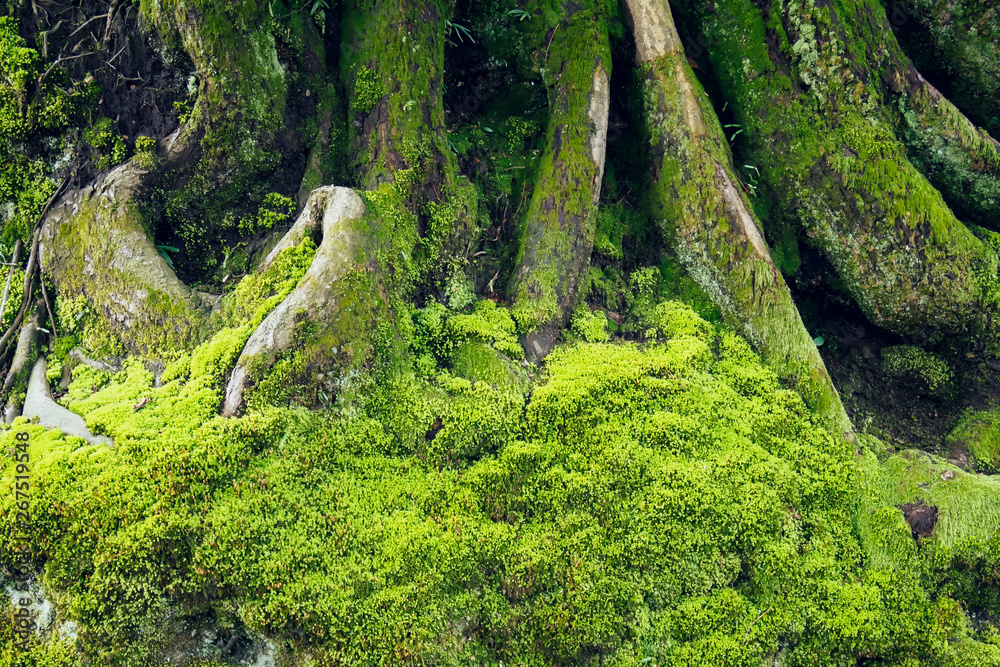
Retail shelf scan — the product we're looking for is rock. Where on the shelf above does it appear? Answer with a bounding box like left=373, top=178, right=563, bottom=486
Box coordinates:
left=899, top=501, right=938, bottom=538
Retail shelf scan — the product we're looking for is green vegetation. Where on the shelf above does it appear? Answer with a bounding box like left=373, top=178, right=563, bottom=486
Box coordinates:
left=0, top=16, right=91, bottom=245
left=2, top=1, right=1000, bottom=664
left=948, top=409, right=1000, bottom=473
left=881, top=345, right=956, bottom=398
left=4, top=301, right=1000, bottom=664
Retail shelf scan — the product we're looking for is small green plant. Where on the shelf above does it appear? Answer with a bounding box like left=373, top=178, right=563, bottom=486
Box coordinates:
left=133, top=135, right=158, bottom=169
left=446, top=21, right=475, bottom=46
left=238, top=192, right=295, bottom=235
left=172, top=99, right=193, bottom=124
left=507, top=8, right=530, bottom=21
left=156, top=245, right=179, bottom=269
left=353, top=66, right=384, bottom=114
left=84, top=117, right=129, bottom=171
left=741, top=163, right=760, bottom=196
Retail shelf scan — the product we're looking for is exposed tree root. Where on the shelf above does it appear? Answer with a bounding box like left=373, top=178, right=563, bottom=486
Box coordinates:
left=23, top=357, right=111, bottom=446
left=509, top=4, right=611, bottom=360
left=685, top=0, right=1000, bottom=346
left=38, top=163, right=213, bottom=355
left=222, top=187, right=376, bottom=417
left=2, top=301, right=42, bottom=423
left=627, top=0, right=853, bottom=438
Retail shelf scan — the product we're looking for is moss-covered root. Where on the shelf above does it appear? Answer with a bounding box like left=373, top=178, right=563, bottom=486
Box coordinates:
left=340, top=0, right=479, bottom=273
left=1, top=300, right=41, bottom=422
left=38, top=163, right=211, bottom=355
left=22, top=357, right=110, bottom=445
left=885, top=0, right=1000, bottom=141
left=222, top=187, right=381, bottom=416
left=894, top=69, right=1000, bottom=230
left=689, top=0, right=1000, bottom=346
left=509, top=7, right=611, bottom=360
left=626, top=0, right=852, bottom=438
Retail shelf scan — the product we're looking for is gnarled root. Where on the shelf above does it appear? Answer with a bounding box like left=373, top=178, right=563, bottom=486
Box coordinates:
left=627, top=0, right=853, bottom=439
left=222, top=187, right=378, bottom=417
left=38, top=163, right=213, bottom=355
left=23, top=357, right=111, bottom=446
left=683, top=0, right=1000, bottom=346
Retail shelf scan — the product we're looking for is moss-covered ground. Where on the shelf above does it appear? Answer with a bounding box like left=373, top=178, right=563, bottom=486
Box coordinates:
left=3, top=299, right=1000, bottom=665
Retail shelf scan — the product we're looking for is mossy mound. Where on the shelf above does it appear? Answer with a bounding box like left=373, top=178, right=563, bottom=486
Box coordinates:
left=948, top=409, right=1000, bottom=473
left=1, top=302, right=998, bottom=665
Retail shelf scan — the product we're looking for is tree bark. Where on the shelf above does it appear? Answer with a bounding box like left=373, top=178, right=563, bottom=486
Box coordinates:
left=38, top=163, right=212, bottom=355
left=508, top=3, right=611, bottom=360
left=341, top=0, right=480, bottom=281
left=627, top=0, right=853, bottom=438
left=682, top=0, right=1000, bottom=346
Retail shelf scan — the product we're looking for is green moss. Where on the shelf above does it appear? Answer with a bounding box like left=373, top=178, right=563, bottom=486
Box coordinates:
left=451, top=341, right=528, bottom=392
left=569, top=306, right=610, bottom=343
left=446, top=299, right=522, bottom=359
left=642, top=300, right=715, bottom=343
left=2, top=299, right=996, bottom=664
left=947, top=408, right=1000, bottom=473
left=351, top=66, right=384, bottom=114
left=83, top=118, right=130, bottom=172
left=881, top=345, right=955, bottom=397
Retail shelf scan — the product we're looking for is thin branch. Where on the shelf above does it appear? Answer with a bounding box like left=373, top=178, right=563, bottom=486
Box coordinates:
left=103, top=0, right=124, bottom=43
left=21, top=228, right=40, bottom=306
left=38, top=51, right=98, bottom=84
left=107, top=41, right=128, bottom=66
left=0, top=280, right=32, bottom=362
left=0, top=241, right=22, bottom=328
left=39, top=275, right=58, bottom=339
left=67, top=12, right=109, bottom=40
left=40, top=20, right=64, bottom=59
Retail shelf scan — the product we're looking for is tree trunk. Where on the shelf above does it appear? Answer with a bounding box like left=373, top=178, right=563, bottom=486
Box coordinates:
left=222, top=0, right=479, bottom=413
left=341, top=0, right=480, bottom=281
left=627, top=0, right=852, bottom=438
left=508, top=3, right=611, bottom=359
left=682, top=0, right=1000, bottom=345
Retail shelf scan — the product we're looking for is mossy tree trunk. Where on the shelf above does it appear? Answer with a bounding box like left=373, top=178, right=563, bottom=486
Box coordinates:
left=39, top=164, right=212, bottom=356
left=508, top=1, right=612, bottom=359
left=677, top=0, right=1000, bottom=347
left=885, top=0, right=1000, bottom=140
left=626, top=0, right=852, bottom=438
left=341, top=0, right=480, bottom=281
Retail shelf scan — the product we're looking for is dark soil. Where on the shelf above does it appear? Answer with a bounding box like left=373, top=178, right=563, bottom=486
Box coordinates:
left=792, top=247, right=1000, bottom=456
left=13, top=0, right=191, bottom=188
left=899, top=501, right=938, bottom=539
